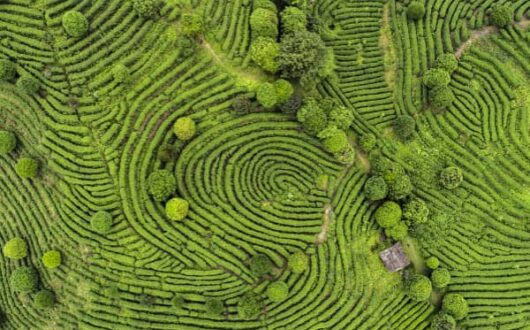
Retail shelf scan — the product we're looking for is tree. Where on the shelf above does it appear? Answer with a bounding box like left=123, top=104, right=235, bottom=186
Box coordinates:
left=489, top=4, right=514, bottom=28
left=279, top=93, right=303, bottom=114
left=430, top=312, right=456, bottom=330
left=232, top=95, right=258, bottom=114
left=423, top=69, right=451, bottom=89
left=385, top=222, right=409, bottom=240
left=34, top=289, right=55, bottom=309
left=91, top=211, right=113, bottom=233
left=431, top=268, right=451, bottom=289
left=16, top=75, right=40, bottom=94
left=297, top=98, right=327, bottom=135
left=435, top=54, right=458, bottom=73
left=15, top=157, right=39, bottom=178
left=173, top=117, right=196, bottom=141
left=359, top=133, right=376, bottom=152
left=250, top=9, right=279, bottom=39
left=273, top=79, right=294, bottom=104
left=0, top=130, right=16, bottom=155
left=10, top=267, right=38, bottom=293
left=374, top=201, right=402, bottom=228
left=62, top=11, right=89, bottom=37
left=42, top=250, right=62, bottom=269
left=165, top=198, right=189, bottom=221
left=267, top=281, right=289, bottom=302
left=406, top=274, right=432, bottom=302
left=407, top=2, right=425, bottom=20
left=256, top=82, right=278, bottom=108
left=388, top=173, right=413, bottom=200
left=442, top=293, right=469, bottom=320
left=431, top=86, right=454, bottom=109
left=205, top=298, right=223, bottom=315
left=403, top=198, right=429, bottom=225
left=288, top=251, right=308, bottom=273
left=250, top=37, right=280, bottom=73
left=426, top=256, right=440, bottom=270
left=181, top=13, right=203, bottom=36
left=281, top=6, right=307, bottom=33
left=112, top=63, right=129, bottom=83
left=238, top=293, right=261, bottom=319
left=250, top=254, right=273, bottom=277
left=253, top=0, right=277, bottom=11
left=318, top=126, right=349, bottom=154
left=146, top=169, right=176, bottom=201
left=3, top=237, right=27, bottom=260
left=133, top=0, right=159, bottom=18
left=0, top=59, right=16, bottom=81
left=394, top=115, right=416, bottom=140
left=329, top=106, right=353, bottom=130
left=440, top=166, right=463, bottom=189
left=364, top=176, right=388, bottom=201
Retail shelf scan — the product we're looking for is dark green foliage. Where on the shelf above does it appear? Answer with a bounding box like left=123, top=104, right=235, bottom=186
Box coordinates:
left=442, top=293, right=469, bottom=320
left=0, top=130, right=16, bottom=155
left=205, top=298, right=223, bottom=315
left=431, top=312, right=456, bottom=330
left=3, top=237, right=27, bottom=260
left=181, top=13, right=203, bottom=36
left=173, top=117, right=196, bottom=141
left=385, top=222, right=408, bottom=240
left=0, top=59, right=16, bottom=81
left=16, top=75, right=40, bottom=94
left=281, top=6, right=307, bottom=33
left=279, top=93, right=302, bottom=114
left=318, top=126, right=349, bottom=154
left=407, top=2, right=425, bottom=20
left=250, top=37, right=280, bottom=73
left=171, top=295, right=185, bottom=309
left=431, top=86, right=454, bottom=108
left=359, top=133, right=376, bottom=152
left=15, top=157, right=39, bottom=178
left=133, top=0, right=159, bottom=18
left=165, top=197, right=189, bottom=221
left=426, top=256, right=440, bottom=270
left=364, top=176, right=388, bottom=201
left=146, top=169, right=176, bottom=201
left=10, top=267, right=38, bottom=293
left=62, top=11, right=89, bottom=37
left=328, top=106, right=353, bottom=130
left=440, top=166, right=463, bottom=189
left=394, top=115, right=416, bottom=140
left=34, top=289, right=55, bottom=309
left=176, top=37, right=196, bottom=58
left=431, top=268, right=451, bottom=289
left=374, top=201, right=402, bottom=228
left=238, top=293, right=261, bottom=319
left=256, top=82, right=278, bottom=108
left=435, top=54, right=458, bottom=73
left=403, top=198, right=429, bottom=225
left=273, top=79, right=294, bottom=104
left=267, top=281, right=289, bottom=302
left=250, top=9, right=279, bottom=39
left=104, top=285, right=120, bottom=300
left=250, top=254, right=273, bottom=277
left=288, top=251, right=308, bottom=273
left=388, top=173, right=413, bottom=200
left=489, top=4, right=514, bottom=28
left=297, top=98, right=327, bottom=134
left=42, top=250, right=62, bottom=269
left=232, top=96, right=256, bottom=114
left=158, top=144, right=178, bottom=162
left=91, top=211, right=113, bottom=233
left=406, top=274, right=432, bottom=302
left=423, top=69, right=451, bottom=89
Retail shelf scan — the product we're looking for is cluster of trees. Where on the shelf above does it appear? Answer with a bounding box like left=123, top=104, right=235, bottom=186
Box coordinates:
left=423, top=54, right=458, bottom=110
left=430, top=293, right=469, bottom=329
left=0, top=130, right=40, bottom=178
left=256, top=79, right=294, bottom=109
left=0, top=59, right=41, bottom=94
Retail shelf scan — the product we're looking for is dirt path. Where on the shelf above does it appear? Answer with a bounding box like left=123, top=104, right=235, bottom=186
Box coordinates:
left=316, top=204, right=333, bottom=244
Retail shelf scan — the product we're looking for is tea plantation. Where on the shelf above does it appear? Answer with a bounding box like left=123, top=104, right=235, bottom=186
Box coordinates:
left=1, top=0, right=530, bottom=329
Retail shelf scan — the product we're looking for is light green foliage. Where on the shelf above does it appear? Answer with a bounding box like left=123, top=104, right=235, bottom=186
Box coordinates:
left=34, top=289, right=55, bottom=309
left=318, top=126, right=349, bottom=154
left=426, top=256, right=440, bottom=270
left=165, top=197, right=189, bottom=221
left=173, top=117, right=196, bottom=141
left=430, top=312, right=456, bottom=330
left=403, top=198, right=429, bottom=225
left=3, top=237, right=27, bottom=260
left=250, top=9, right=278, bottom=39
left=250, top=37, right=280, bottom=73
left=385, top=222, right=408, bottom=240
left=256, top=82, right=278, bottom=108
left=359, top=133, right=377, bottom=152
left=431, top=268, right=451, bottom=288
left=281, top=6, right=307, bottom=33
left=133, top=0, right=159, bottom=18
left=288, top=251, right=308, bottom=273
left=297, top=98, right=327, bottom=135
left=146, top=169, right=176, bottom=201
left=489, top=4, right=514, bottom=28
left=0, top=130, right=16, bottom=154
left=112, top=63, right=129, bottom=83
left=10, top=267, right=38, bottom=292
left=181, top=13, right=203, bottom=36
left=442, top=293, right=469, bottom=320
left=267, top=281, right=289, bottom=302
left=394, top=115, right=416, bottom=140
left=435, top=54, right=458, bottom=73
left=253, top=0, right=277, bottom=11
left=42, top=250, right=62, bottom=269
left=15, top=157, right=39, bottom=178
left=328, top=106, right=353, bottom=130
left=406, top=274, right=432, bottom=302
left=238, top=293, right=261, bottom=319
left=440, top=166, right=463, bottom=189
left=423, top=69, right=451, bottom=89
left=0, top=59, right=16, bottom=81
left=407, top=2, right=425, bottom=20
left=273, top=79, right=294, bottom=104
left=91, top=211, right=113, bottom=233
left=16, top=75, right=40, bottom=94
left=374, top=201, right=402, bottom=228
left=62, top=11, right=89, bottom=37
left=250, top=254, right=273, bottom=277
left=205, top=298, right=223, bottom=315
left=364, top=176, right=388, bottom=201
left=431, top=86, right=454, bottom=108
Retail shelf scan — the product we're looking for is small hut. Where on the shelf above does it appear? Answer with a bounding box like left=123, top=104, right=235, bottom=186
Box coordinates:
left=379, top=243, right=410, bottom=272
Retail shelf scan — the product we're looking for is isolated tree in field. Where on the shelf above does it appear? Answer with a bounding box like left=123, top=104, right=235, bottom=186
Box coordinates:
left=133, top=0, right=159, bottom=18
left=10, top=267, right=38, bottom=292
left=297, top=98, right=328, bottom=134
left=238, top=293, right=261, bottom=319
left=489, top=4, right=514, bottom=28
left=407, top=2, right=425, bottom=20
left=147, top=169, right=176, bottom=201
left=431, top=268, right=451, bottom=289
left=431, top=312, right=456, bottom=330
left=442, top=293, right=469, bottom=320
left=359, top=133, right=377, bottom=152
left=423, top=69, right=450, bottom=88
left=257, top=82, right=278, bottom=108
left=34, top=289, right=55, bottom=309
left=62, top=11, right=89, bottom=37
left=42, top=250, right=62, bottom=269
left=403, top=198, right=429, bottom=225
left=0, top=59, right=16, bottom=81
left=394, top=115, right=416, bottom=140
left=375, top=201, right=402, bottom=228
left=435, top=54, right=458, bottom=73
left=181, top=13, right=203, bottom=36
left=440, top=166, right=463, bottom=189
left=406, top=274, right=432, bottom=302
left=250, top=37, right=280, bottom=73
left=364, top=176, right=388, bottom=201
left=288, top=251, right=309, bottom=273
left=165, top=197, right=189, bottom=221
left=3, top=237, right=27, bottom=260
left=281, top=6, right=307, bottom=33
left=16, top=75, right=40, bottom=94
left=0, top=130, right=16, bottom=154
left=267, top=281, right=289, bottom=302
left=205, top=298, right=223, bottom=315
left=273, top=79, right=294, bottom=104
left=15, top=157, right=39, bottom=178
left=426, top=256, right=440, bottom=270
left=173, top=117, right=196, bottom=141
left=250, top=254, right=273, bottom=277
left=250, top=9, right=279, bottom=39
left=91, top=211, right=113, bottom=233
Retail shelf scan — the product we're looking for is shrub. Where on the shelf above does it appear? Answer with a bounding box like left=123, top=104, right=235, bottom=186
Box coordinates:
left=297, top=98, right=327, bottom=135
left=91, top=211, right=113, bottom=233
left=250, top=37, right=280, bottom=73
left=256, top=82, right=278, bottom=108
left=133, top=0, right=159, bottom=18
left=181, top=13, right=203, bottom=36
left=407, top=2, right=425, bottom=20
left=3, top=237, right=27, bottom=260
left=173, top=117, right=196, bottom=141
left=388, top=173, right=413, bottom=200
left=0, top=59, right=16, bottom=81
left=403, top=198, right=429, bottom=225
left=42, top=250, right=61, bottom=269
left=426, top=256, right=440, bottom=270
left=165, top=198, right=189, bottom=221
left=15, top=157, right=39, bottom=178
left=16, top=75, right=40, bottom=94
left=431, top=86, right=454, bottom=108
left=288, top=251, right=308, bottom=273
left=146, top=169, right=176, bottom=201
left=435, top=54, right=458, bottom=73
left=0, top=130, right=16, bottom=155
left=232, top=96, right=255, bottom=114
left=279, top=93, right=303, bottom=114
left=423, top=69, right=451, bottom=89
left=34, top=289, right=55, bottom=309
left=281, top=6, right=307, bottom=33
left=394, top=115, right=416, bottom=140
left=250, top=9, right=278, bottom=39
left=364, top=176, right=388, bottom=201
left=273, top=79, right=294, bottom=104
left=440, top=166, right=463, bottom=189
left=278, top=30, right=329, bottom=80
left=489, top=4, right=514, bottom=28
left=250, top=254, right=272, bottom=277
left=374, top=201, right=402, bottom=228
left=254, top=0, right=277, bottom=11
left=62, top=11, right=89, bottom=37
left=385, top=222, right=408, bottom=241
left=238, top=293, right=261, bottom=319
left=329, top=106, right=353, bottom=130
left=205, top=298, right=223, bottom=315
left=112, top=64, right=129, bottom=83
left=267, top=281, right=289, bottom=302
left=158, top=144, right=178, bottom=162
left=10, top=267, right=38, bottom=292
left=431, top=268, right=451, bottom=289
left=318, top=126, right=349, bottom=154
left=359, top=133, right=376, bottom=152
left=406, top=274, right=432, bottom=302
left=442, top=293, right=469, bottom=320
left=431, top=312, right=456, bottom=330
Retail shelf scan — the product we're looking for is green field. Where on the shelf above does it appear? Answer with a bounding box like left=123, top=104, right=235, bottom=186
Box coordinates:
left=1, top=0, right=530, bottom=329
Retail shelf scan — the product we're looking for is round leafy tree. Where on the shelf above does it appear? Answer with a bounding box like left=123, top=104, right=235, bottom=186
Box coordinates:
left=359, top=133, right=377, bottom=152
left=385, top=222, right=408, bottom=241
left=406, top=274, right=432, bottom=302
left=0, top=59, right=16, bottom=81
left=0, top=130, right=16, bottom=155
left=297, top=98, right=328, bottom=135
left=266, top=281, right=289, bottom=302
left=3, top=237, right=27, bottom=260
left=62, top=11, right=89, bottom=37
left=423, top=69, right=451, bottom=89
left=431, top=312, right=456, bottom=330
left=205, top=298, right=223, bottom=316
left=394, top=115, right=416, bottom=140
left=112, top=63, right=129, bottom=83
left=254, top=0, right=277, bottom=11
left=133, top=0, right=159, bottom=18
left=16, top=75, right=40, bottom=94
left=10, top=267, right=38, bottom=292
left=15, top=157, right=39, bottom=178
left=329, top=106, right=353, bottom=130
left=181, top=13, right=203, bottom=36
left=34, top=289, right=55, bottom=309
left=273, top=79, right=294, bottom=104
left=318, top=126, right=349, bottom=154
left=442, top=293, right=469, bottom=320
left=426, top=256, right=440, bottom=270
left=432, top=268, right=451, bottom=289
left=165, top=197, right=189, bottom=221
left=375, top=201, right=402, bottom=228
left=238, top=293, right=261, bottom=319
left=91, top=211, right=113, bottom=233
left=146, top=169, right=176, bottom=201
left=489, top=4, right=514, bottom=28
left=440, top=166, right=463, bottom=189
left=403, top=198, right=429, bottom=225
left=435, top=54, right=458, bottom=73
left=232, top=96, right=255, bottom=114
left=250, top=37, right=280, bottom=73
left=250, top=254, right=273, bottom=277
left=280, top=92, right=303, bottom=114
left=256, top=82, right=278, bottom=109
left=281, top=6, right=307, bottom=33
left=250, top=9, right=278, bottom=39
left=364, top=176, right=388, bottom=201
left=42, top=250, right=62, bottom=269
left=278, top=30, right=329, bottom=80
left=407, top=2, right=425, bottom=20
left=288, top=251, right=308, bottom=273
left=173, top=117, right=196, bottom=141
left=431, top=86, right=454, bottom=108
left=388, top=173, right=413, bottom=200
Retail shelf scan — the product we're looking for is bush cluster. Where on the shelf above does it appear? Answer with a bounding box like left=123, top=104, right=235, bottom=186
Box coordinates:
left=256, top=82, right=278, bottom=109
left=430, top=312, right=456, bottom=330
left=424, top=54, right=458, bottom=109
left=250, top=8, right=278, bottom=39
left=375, top=201, right=402, bottom=228
left=3, top=237, right=28, bottom=260
left=133, top=0, right=159, bottom=18
left=62, top=11, right=89, bottom=37
left=181, top=13, right=202, bottom=36
left=440, top=166, right=463, bottom=189
left=250, top=37, right=280, bottom=73
left=281, top=6, right=307, bottom=33
left=403, top=198, right=429, bottom=225
left=359, top=133, right=376, bottom=152
left=407, top=2, right=425, bottom=20
left=489, top=4, right=514, bottom=28
left=146, top=169, right=176, bottom=201
left=431, top=267, right=451, bottom=289
left=394, top=115, right=416, bottom=140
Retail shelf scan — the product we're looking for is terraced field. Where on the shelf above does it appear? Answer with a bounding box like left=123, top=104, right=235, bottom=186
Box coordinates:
left=1, top=0, right=530, bottom=329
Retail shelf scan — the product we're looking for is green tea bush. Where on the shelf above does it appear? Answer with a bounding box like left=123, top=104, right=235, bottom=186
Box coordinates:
left=442, top=293, right=469, bottom=320
left=267, top=281, right=289, bottom=302
left=364, top=176, right=388, bottom=201
left=0, top=59, right=16, bottom=81
left=489, top=4, right=514, bottom=28
left=440, top=166, right=463, bottom=189
left=250, top=37, right=280, bottom=73
left=165, top=198, right=189, bottom=221
left=34, top=289, right=55, bottom=309
left=91, top=211, right=113, bottom=233
left=62, top=11, right=89, bottom=37
left=281, top=6, right=307, bottom=33
left=256, top=82, right=278, bottom=108
left=431, top=312, right=456, bottom=330
left=250, top=254, right=273, bottom=277
left=42, top=250, right=61, bottom=269
left=250, top=9, right=279, bottom=39
left=133, top=0, right=159, bottom=18
left=394, top=115, right=416, bottom=140
left=173, top=117, right=196, bottom=141
left=238, top=293, right=261, bottom=319
left=359, top=133, right=376, bottom=152
left=205, top=298, right=223, bottom=315
left=435, top=54, right=458, bottom=73
left=406, top=274, right=432, bottom=302
left=15, top=157, right=39, bottom=178
left=426, top=256, right=440, bottom=270
left=297, top=98, right=327, bottom=134
left=254, top=0, right=277, bottom=11
left=146, top=169, right=176, bottom=201
left=423, top=69, right=451, bottom=89
left=0, top=130, right=16, bottom=155
left=10, top=267, right=38, bottom=292
left=374, top=201, right=402, bottom=228
left=288, top=251, right=308, bottom=273
left=273, top=79, right=294, bottom=104
left=3, top=237, right=27, bottom=260
left=431, top=268, right=451, bottom=289
left=403, top=198, right=429, bottom=225
left=16, top=75, right=40, bottom=94
left=385, top=222, right=408, bottom=240
left=407, top=2, right=425, bottom=20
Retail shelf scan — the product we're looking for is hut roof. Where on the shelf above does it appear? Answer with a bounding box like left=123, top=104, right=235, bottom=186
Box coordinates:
left=379, top=243, right=410, bottom=272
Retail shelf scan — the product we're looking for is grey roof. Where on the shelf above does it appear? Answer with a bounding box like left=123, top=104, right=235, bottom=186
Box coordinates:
left=379, top=243, right=410, bottom=272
